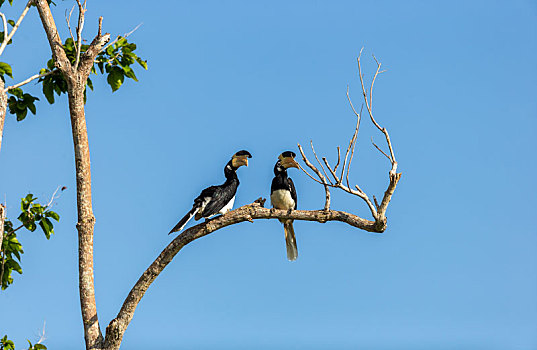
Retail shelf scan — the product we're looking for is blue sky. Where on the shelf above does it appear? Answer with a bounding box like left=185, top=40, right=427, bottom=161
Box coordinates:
left=1, top=0, right=536, bottom=348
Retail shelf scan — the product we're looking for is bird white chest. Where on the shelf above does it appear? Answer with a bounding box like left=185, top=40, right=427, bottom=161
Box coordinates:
left=219, top=195, right=235, bottom=215
left=271, top=189, right=295, bottom=210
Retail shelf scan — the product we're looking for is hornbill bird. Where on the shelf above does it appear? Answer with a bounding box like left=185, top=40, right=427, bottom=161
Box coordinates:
left=169, top=150, right=252, bottom=234
left=270, top=151, right=300, bottom=261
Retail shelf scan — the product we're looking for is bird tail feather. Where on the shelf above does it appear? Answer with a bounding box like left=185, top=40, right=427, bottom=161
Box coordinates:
left=169, top=207, right=198, bottom=234
left=283, top=220, right=298, bottom=261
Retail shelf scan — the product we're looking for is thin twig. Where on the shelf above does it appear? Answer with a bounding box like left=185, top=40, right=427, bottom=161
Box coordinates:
left=296, top=163, right=325, bottom=185
left=101, top=22, right=142, bottom=52
left=65, top=4, right=76, bottom=45
left=298, top=143, right=331, bottom=210
left=310, top=140, right=333, bottom=185
left=333, top=146, right=341, bottom=173
left=345, top=104, right=362, bottom=189
left=45, top=185, right=63, bottom=208
left=371, top=137, right=391, bottom=161
left=74, top=0, right=86, bottom=69
left=5, top=70, right=55, bottom=92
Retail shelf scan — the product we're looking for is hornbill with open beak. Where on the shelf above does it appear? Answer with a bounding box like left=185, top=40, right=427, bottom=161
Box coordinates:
left=169, top=150, right=252, bottom=234
left=270, top=151, right=300, bottom=261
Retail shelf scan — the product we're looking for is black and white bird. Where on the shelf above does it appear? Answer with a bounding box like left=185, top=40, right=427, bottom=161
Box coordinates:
left=169, top=150, right=252, bottom=234
left=270, top=151, right=300, bottom=261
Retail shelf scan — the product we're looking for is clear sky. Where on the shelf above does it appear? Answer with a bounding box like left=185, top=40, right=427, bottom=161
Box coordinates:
left=1, top=0, right=536, bottom=349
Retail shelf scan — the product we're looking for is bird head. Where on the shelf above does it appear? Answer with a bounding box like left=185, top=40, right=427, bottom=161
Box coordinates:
left=278, top=151, right=299, bottom=169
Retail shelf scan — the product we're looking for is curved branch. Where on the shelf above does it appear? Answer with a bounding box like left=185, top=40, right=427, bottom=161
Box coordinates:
left=103, top=199, right=379, bottom=349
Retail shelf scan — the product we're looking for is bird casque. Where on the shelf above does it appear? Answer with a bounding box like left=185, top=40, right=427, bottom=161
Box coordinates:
left=270, top=151, right=300, bottom=261
left=169, top=150, right=252, bottom=234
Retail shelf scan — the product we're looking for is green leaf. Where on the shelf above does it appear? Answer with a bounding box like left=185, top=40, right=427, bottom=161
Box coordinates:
left=43, top=80, right=55, bottom=104
left=39, top=217, right=54, bottom=239
left=34, top=344, right=47, bottom=350
left=16, top=108, right=27, bottom=121
left=7, top=259, right=22, bottom=274
left=107, top=66, right=124, bottom=92
left=7, top=19, right=14, bottom=27
left=28, top=101, right=37, bottom=114
left=86, top=77, right=93, bottom=91
left=0, top=62, right=13, bottom=78
left=7, top=87, right=22, bottom=98
left=122, top=66, right=138, bottom=82
left=45, top=210, right=60, bottom=221
left=135, top=57, right=148, bottom=70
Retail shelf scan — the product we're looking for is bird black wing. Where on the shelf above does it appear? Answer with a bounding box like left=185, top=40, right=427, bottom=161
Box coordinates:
left=288, top=177, right=297, bottom=210
left=198, top=182, right=238, bottom=218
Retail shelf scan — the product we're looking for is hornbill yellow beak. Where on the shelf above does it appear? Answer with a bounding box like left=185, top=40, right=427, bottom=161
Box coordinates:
left=231, top=150, right=252, bottom=168
left=278, top=153, right=299, bottom=169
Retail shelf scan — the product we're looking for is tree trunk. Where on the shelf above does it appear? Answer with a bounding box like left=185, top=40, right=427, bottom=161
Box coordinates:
left=67, top=78, right=103, bottom=349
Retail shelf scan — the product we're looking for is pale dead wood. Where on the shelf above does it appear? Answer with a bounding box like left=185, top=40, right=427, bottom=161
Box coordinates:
left=65, top=4, right=76, bottom=46
left=297, top=51, right=401, bottom=224
left=297, top=143, right=331, bottom=210
left=102, top=22, right=142, bottom=53
left=310, top=140, right=333, bottom=185
left=74, top=0, right=86, bottom=70
left=103, top=199, right=379, bottom=349
left=4, top=70, right=55, bottom=92
left=0, top=0, right=33, bottom=57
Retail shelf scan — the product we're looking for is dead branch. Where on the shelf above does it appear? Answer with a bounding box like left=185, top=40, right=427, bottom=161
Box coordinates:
left=297, top=51, right=401, bottom=224
left=102, top=22, right=142, bottom=53
left=74, top=0, right=86, bottom=70
left=297, top=143, right=331, bottom=210
left=0, top=0, right=33, bottom=57
left=4, top=70, right=55, bottom=92
left=65, top=4, right=76, bottom=45
left=103, top=199, right=379, bottom=349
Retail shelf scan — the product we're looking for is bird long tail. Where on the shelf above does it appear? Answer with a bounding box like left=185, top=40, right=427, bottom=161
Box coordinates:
left=169, top=207, right=198, bottom=234
left=283, top=220, right=298, bottom=261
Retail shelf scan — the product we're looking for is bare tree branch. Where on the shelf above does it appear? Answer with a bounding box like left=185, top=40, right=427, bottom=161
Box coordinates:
left=310, top=140, right=333, bottom=185
left=4, top=70, right=55, bottom=92
left=0, top=0, right=33, bottom=57
left=297, top=51, right=401, bottom=225
left=371, top=137, right=391, bottom=162
left=65, top=4, right=76, bottom=46
left=102, top=22, right=142, bottom=53
left=103, top=199, right=380, bottom=349
left=297, top=143, right=331, bottom=210
left=74, top=0, right=86, bottom=70
left=333, top=146, right=341, bottom=174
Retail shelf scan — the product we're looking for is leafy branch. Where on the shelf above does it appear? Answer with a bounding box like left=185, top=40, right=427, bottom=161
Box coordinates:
left=1, top=193, right=61, bottom=290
